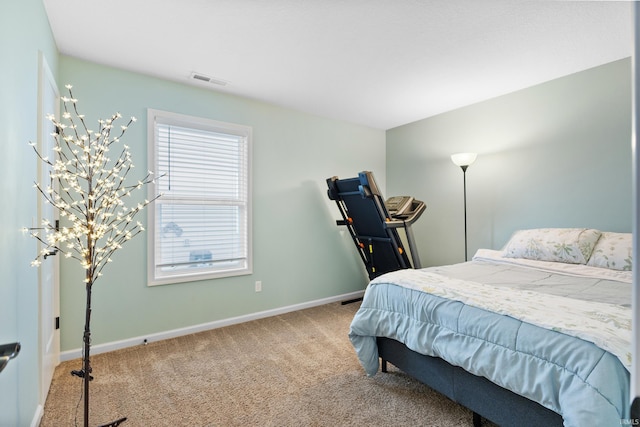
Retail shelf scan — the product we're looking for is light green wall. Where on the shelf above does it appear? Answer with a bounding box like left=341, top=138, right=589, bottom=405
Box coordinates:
left=0, top=0, right=58, bottom=426
left=58, top=56, right=383, bottom=351
left=3, top=5, right=632, bottom=423
left=387, top=59, right=632, bottom=267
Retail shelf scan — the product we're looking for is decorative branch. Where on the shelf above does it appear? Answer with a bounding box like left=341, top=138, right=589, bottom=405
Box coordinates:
left=26, top=84, right=161, bottom=284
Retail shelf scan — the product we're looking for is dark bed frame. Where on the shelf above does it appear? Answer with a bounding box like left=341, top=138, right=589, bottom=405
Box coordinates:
left=377, top=337, right=564, bottom=427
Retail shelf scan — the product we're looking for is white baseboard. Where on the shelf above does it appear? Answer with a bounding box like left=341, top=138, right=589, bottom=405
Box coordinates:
left=30, top=404, right=43, bottom=427
left=60, top=290, right=364, bottom=361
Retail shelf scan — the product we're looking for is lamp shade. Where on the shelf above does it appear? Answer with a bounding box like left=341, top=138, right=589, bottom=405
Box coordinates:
left=451, top=152, right=477, bottom=167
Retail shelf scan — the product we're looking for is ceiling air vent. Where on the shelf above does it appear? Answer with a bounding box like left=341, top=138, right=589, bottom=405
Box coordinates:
left=190, top=72, right=229, bottom=86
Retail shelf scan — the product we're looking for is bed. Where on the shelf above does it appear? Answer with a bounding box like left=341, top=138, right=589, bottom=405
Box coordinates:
left=349, top=228, right=632, bottom=427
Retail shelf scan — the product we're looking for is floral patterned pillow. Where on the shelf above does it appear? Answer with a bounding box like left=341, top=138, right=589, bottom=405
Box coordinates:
left=586, top=232, right=632, bottom=271
left=502, top=228, right=602, bottom=264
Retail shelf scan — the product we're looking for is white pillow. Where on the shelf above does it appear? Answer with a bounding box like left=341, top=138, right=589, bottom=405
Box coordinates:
left=502, top=228, right=601, bottom=264
left=587, top=232, right=632, bottom=271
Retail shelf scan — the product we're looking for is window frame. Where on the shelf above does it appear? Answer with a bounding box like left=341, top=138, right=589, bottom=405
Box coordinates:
left=147, top=109, right=252, bottom=286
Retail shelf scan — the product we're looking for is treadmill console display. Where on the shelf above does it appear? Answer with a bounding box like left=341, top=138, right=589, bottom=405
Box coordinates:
left=386, top=196, right=414, bottom=217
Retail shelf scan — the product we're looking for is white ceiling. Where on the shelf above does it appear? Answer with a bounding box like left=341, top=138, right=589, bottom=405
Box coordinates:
left=42, top=0, right=633, bottom=130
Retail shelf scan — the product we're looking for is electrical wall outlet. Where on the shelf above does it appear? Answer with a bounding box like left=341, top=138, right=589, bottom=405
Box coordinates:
left=255, top=281, right=262, bottom=292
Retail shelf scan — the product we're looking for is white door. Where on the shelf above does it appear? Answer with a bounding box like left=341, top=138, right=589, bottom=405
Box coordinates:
left=37, top=52, right=60, bottom=405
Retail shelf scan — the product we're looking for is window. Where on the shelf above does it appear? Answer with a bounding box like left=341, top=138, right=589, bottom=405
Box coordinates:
left=147, top=109, right=251, bottom=285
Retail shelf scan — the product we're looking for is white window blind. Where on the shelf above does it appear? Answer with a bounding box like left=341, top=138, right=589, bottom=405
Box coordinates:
left=148, top=110, right=252, bottom=285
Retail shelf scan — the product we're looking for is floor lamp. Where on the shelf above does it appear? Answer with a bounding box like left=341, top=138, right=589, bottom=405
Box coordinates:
left=451, top=153, right=477, bottom=261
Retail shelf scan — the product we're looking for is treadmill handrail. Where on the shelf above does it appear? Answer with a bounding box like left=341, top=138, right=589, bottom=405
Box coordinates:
left=385, top=200, right=426, bottom=227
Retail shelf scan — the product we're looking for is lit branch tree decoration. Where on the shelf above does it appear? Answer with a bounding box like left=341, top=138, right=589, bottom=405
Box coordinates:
left=27, top=84, right=159, bottom=427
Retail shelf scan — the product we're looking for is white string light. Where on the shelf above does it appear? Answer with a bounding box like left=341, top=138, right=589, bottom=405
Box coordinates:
left=27, top=84, right=161, bottom=285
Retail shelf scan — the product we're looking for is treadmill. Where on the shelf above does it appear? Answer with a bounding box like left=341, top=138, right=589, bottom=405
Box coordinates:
left=326, top=171, right=426, bottom=280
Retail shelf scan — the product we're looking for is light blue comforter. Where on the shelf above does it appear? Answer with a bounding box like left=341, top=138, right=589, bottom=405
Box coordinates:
left=349, top=252, right=630, bottom=427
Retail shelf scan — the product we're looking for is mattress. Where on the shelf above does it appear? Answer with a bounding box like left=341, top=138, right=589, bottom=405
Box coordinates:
left=349, top=249, right=631, bottom=427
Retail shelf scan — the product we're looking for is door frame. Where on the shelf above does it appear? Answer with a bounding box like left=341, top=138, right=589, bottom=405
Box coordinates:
left=37, top=51, right=60, bottom=407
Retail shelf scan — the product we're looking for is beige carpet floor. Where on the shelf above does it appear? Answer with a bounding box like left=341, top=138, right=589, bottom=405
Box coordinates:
left=41, top=301, right=493, bottom=426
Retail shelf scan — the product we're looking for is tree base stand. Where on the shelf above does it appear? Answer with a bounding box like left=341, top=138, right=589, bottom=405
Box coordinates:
left=71, top=368, right=126, bottom=427
left=97, top=417, right=127, bottom=427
